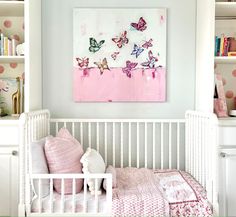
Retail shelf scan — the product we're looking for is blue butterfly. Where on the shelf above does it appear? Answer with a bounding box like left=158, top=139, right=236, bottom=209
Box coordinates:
left=131, top=44, right=144, bottom=58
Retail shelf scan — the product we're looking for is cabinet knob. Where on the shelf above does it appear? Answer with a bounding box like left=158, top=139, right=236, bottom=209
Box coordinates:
left=220, top=152, right=226, bottom=158
left=12, top=150, right=18, bottom=156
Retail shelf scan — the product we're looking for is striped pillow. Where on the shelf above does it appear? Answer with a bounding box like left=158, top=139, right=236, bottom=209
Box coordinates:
left=45, top=128, right=84, bottom=194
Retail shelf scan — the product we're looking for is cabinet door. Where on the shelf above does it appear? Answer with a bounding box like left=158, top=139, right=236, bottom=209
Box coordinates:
left=0, top=147, right=18, bottom=217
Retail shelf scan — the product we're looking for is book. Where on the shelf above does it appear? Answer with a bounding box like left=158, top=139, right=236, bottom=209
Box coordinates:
left=0, top=33, right=4, bottom=56
left=3, top=37, right=8, bottom=56
left=220, top=35, right=225, bottom=56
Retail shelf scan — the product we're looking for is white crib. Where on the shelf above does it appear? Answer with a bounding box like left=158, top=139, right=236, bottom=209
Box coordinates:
left=18, top=110, right=219, bottom=216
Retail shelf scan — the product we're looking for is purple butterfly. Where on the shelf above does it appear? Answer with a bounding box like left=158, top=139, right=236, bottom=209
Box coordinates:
left=142, top=39, right=153, bottom=49
left=122, top=61, right=138, bottom=78
left=141, top=50, right=158, bottom=68
left=131, top=44, right=144, bottom=58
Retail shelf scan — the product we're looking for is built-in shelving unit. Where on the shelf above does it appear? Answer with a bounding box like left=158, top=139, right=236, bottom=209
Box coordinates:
left=215, top=1, right=236, bottom=118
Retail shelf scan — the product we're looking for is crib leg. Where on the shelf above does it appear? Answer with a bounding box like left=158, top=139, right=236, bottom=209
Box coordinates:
left=18, top=203, right=26, bottom=216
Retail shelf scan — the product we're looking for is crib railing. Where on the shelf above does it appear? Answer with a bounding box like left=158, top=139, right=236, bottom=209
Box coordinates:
left=28, top=173, right=112, bottom=216
left=50, top=119, right=185, bottom=170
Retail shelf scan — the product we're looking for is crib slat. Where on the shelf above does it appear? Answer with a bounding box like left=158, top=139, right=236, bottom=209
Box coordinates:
left=72, top=122, right=75, bottom=137
left=72, top=178, right=76, bottom=213
left=169, top=123, right=172, bottom=169
left=105, top=122, right=107, bottom=164
left=49, top=178, right=53, bottom=213
left=95, top=178, right=99, bottom=213
left=38, top=178, right=42, bottom=213
left=153, top=123, right=156, bottom=169
left=64, top=122, right=67, bottom=128
left=88, top=122, right=91, bottom=148
left=121, top=122, right=124, bottom=168
left=177, top=122, right=180, bottom=170
left=60, top=179, right=65, bottom=213
left=56, top=122, right=59, bottom=134
left=80, top=123, right=83, bottom=147
left=145, top=122, right=147, bottom=168
left=112, top=123, right=115, bottom=167
left=137, top=123, right=140, bottom=168
left=96, top=122, right=99, bottom=152
left=161, top=123, right=164, bottom=169
left=128, top=122, right=131, bottom=167
left=83, top=178, right=87, bottom=212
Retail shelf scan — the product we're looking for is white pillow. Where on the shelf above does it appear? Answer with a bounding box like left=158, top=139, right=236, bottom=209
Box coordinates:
left=80, top=148, right=106, bottom=195
left=30, top=136, right=51, bottom=198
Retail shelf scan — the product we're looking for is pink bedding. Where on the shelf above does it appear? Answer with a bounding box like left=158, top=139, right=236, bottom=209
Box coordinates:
left=112, top=168, right=213, bottom=217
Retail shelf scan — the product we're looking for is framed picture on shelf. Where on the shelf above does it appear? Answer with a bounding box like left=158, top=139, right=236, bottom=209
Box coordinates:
left=0, top=77, right=23, bottom=116
left=214, top=73, right=228, bottom=118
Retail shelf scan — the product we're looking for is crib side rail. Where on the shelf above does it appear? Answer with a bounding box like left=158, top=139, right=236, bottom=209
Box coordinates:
left=27, top=173, right=112, bottom=215
left=185, top=110, right=218, bottom=211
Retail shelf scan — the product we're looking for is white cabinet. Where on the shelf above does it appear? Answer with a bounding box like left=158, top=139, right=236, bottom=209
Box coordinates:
left=0, top=119, right=19, bottom=217
left=0, top=147, right=18, bottom=217
left=218, top=119, right=236, bottom=217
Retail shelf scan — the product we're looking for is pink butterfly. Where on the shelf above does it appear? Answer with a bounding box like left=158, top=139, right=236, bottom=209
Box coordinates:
left=122, top=61, right=138, bottom=78
left=76, top=57, right=89, bottom=68
left=82, top=68, right=90, bottom=77
left=111, top=51, right=120, bottom=60
left=131, top=17, right=147, bottom=32
left=142, top=39, right=153, bottom=49
left=141, top=50, right=158, bottom=68
left=112, top=31, right=129, bottom=48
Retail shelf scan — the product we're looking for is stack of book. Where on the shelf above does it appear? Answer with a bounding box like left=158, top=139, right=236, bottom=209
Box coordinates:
left=0, top=33, right=17, bottom=56
left=215, top=35, right=236, bottom=57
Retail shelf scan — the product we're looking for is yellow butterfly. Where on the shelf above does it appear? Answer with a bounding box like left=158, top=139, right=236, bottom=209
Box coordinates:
left=94, top=58, right=110, bottom=75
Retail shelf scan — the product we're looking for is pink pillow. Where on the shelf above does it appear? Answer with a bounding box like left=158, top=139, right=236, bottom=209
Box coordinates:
left=45, top=128, right=84, bottom=194
left=103, top=165, right=117, bottom=190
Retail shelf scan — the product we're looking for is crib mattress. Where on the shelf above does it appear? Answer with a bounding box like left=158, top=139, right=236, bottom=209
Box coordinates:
left=31, top=169, right=213, bottom=216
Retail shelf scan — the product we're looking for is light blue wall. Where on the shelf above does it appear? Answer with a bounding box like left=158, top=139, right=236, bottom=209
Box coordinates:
left=42, top=0, right=196, bottom=118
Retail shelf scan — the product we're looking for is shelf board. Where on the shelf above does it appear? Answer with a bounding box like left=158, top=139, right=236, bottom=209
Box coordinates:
left=0, top=56, right=24, bottom=63
left=0, top=1, right=24, bottom=17
left=216, top=2, right=236, bottom=18
left=214, top=56, right=236, bottom=64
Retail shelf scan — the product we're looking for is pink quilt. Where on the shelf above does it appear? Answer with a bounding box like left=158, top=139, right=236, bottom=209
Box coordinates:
left=112, top=167, right=170, bottom=216
left=112, top=168, right=213, bottom=217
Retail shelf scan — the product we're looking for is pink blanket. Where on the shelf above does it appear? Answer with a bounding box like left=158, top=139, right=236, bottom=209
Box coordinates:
left=112, top=168, right=213, bottom=217
left=112, top=167, right=170, bottom=216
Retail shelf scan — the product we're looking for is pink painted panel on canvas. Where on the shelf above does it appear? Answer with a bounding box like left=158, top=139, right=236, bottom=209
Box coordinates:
left=73, top=8, right=167, bottom=102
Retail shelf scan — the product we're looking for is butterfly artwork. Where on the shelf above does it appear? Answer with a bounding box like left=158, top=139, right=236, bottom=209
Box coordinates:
left=142, top=39, right=153, bottom=49
left=141, top=50, right=158, bottom=68
left=76, top=57, right=89, bottom=68
left=130, top=17, right=147, bottom=32
left=94, top=58, right=110, bottom=75
left=89, top=37, right=105, bottom=53
left=131, top=44, right=144, bottom=58
left=122, top=60, right=138, bottom=78
left=112, top=31, right=129, bottom=48
left=111, top=51, right=120, bottom=60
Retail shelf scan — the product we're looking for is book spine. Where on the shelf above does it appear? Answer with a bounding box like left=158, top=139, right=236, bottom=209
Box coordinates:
left=217, top=38, right=221, bottom=56
left=12, top=39, right=16, bottom=56
left=0, top=33, right=4, bottom=56
left=220, top=35, right=224, bottom=56
left=4, top=37, right=8, bottom=56
left=8, top=39, right=12, bottom=56
left=223, top=37, right=228, bottom=56
left=215, top=36, right=218, bottom=56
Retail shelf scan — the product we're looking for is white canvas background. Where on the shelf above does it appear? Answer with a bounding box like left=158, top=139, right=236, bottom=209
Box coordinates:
left=73, top=8, right=166, bottom=68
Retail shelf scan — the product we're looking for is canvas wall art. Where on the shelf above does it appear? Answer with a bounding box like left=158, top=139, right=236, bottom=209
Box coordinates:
left=73, top=8, right=167, bottom=102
